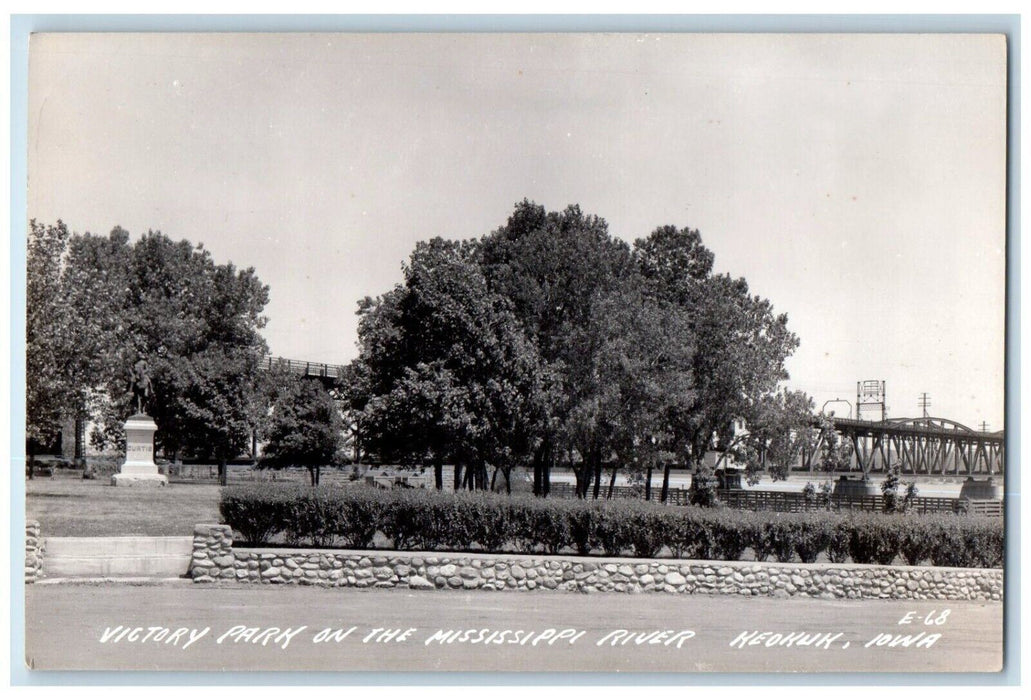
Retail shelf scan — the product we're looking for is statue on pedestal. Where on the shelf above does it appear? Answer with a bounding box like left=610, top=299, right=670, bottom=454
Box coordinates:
left=112, top=355, right=166, bottom=486
left=129, top=357, right=153, bottom=416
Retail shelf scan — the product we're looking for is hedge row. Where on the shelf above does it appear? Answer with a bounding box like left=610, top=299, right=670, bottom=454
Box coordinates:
left=218, top=484, right=1003, bottom=568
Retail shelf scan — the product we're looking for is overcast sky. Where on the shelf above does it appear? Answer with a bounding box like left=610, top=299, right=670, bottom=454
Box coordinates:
left=27, top=32, right=1007, bottom=429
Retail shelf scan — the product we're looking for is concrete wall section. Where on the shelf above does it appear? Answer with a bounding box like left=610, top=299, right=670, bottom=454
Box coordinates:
left=189, top=524, right=1002, bottom=601
left=43, top=536, right=193, bottom=577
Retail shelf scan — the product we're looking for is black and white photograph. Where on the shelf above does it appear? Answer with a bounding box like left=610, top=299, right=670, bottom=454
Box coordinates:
left=16, top=27, right=1009, bottom=677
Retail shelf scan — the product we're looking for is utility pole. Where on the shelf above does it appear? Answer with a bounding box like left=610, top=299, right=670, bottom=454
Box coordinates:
left=980, top=421, right=989, bottom=433
left=918, top=393, right=931, bottom=418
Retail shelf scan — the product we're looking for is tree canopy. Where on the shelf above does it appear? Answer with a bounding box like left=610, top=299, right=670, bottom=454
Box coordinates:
left=26, top=221, right=77, bottom=461
left=350, top=200, right=803, bottom=498
left=27, top=224, right=270, bottom=483
left=28, top=201, right=807, bottom=495
left=260, top=375, right=344, bottom=486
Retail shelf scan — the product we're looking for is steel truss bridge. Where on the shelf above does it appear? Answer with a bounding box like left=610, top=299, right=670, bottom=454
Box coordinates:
left=801, top=416, right=1005, bottom=476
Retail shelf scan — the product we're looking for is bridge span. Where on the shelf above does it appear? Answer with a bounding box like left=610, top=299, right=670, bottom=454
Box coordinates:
left=263, top=355, right=349, bottom=385
left=803, top=416, right=1004, bottom=476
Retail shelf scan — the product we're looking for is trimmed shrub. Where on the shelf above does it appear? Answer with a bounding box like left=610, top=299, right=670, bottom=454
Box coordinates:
left=565, top=500, right=600, bottom=556
left=510, top=497, right=571, bottom=554
left=849, top=514, right=900, bottom=565
left=767, top=516, right=798, bottom=563
left=964, top=517, right=1004, bottom=568
left=794, top=513, right=836, bottom=563
left=925, top=515, right=1003, bottom=568
left=288, top=490, right=341, bottom=547
left=827, top=520, right=853, bottom=563
left=898, top=517, right=936, bottom=566
left=671, top=512, right=715, bottom=560
left=217, top=484, right=1002, bottom=568
left=332, top=489, right=382, bottom=549
left=710, top=510, right=751, bottom=561
left=457, top=492, right=510, bottom=552
left=746, top=512, right=775, bottom=562
left=628, top=507, right=673, bottom=558
left=594, top=501, right=636, bottom=556
left=379, top=490, right=431, bottom=550
left=220, top=482, right=299, bottom=545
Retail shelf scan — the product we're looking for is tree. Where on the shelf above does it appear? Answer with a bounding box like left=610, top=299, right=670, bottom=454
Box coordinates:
left=881, top=464, right=919, bottom=513
left=337, top=360, right=373, bottom=465
left=479, top=201, right=637, bottom=496
left=261, top=377, right=344, bottom=486
left=355, top=236, right=556, bottom=492
left=57, top=226, right=270, bottom=483
left=349, top=202, right=799, bottom=507
left=571, top=288, right=696, bottom=501
left=26, top=220, right=75, bottom=476
left=634, top=226, right=800, bottom=486
left=814, top=413, right=854, bottom=472
left=736, top=389, right=819, bottom=484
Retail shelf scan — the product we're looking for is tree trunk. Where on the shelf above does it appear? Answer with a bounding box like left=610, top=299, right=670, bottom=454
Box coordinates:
left=504, top=467, right=512, bottom=494
left=433, top=454, right=443, bottom=491
left=218, top=459, right=227, bottom=487
left=532, top=444, right=543, bottom=496
left=537, top=438, right=554, bottom=497
left=607, top=463, right=618, bottom=499
left=645, top=462, right=653, bottom=501
left=490, top=466, right=499, bottom=491
left=660, top=461, right=672, bottom=503
left=453, top=461, right=463, bottom=490
left=542, top=447, right=552, bottom=497
left=353, top=422, right=363, bottom=464
left=573, top=450, right=591, bottom=498
left=592, top=454, right=602, bottom=500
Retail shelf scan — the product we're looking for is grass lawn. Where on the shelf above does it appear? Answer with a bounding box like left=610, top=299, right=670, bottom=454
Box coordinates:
left=26, top=473, right=221, bottom=537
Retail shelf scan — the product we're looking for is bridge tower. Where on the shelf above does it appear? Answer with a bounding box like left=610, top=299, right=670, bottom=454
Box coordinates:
left=856, top=380, right=886, bottom=422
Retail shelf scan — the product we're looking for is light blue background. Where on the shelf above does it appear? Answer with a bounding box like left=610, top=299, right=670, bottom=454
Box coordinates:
left=9, top=13, right=1021, bottom=686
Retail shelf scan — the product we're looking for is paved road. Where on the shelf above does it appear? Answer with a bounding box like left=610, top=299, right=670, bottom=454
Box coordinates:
left=24, top=582, right=1002, bottom=674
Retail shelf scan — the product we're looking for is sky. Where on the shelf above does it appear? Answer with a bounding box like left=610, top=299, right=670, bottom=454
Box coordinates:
left=26, top=32, right=1007, bottom=430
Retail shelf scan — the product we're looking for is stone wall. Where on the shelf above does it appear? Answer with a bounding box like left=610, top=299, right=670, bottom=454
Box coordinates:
left=190, top=524, right=236, bottom=582
left=189, top=524, right=1002, bottom=601
left=26, top=520, right=44, bottom=583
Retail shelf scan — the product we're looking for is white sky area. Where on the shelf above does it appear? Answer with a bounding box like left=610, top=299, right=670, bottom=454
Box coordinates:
left=26, top=33, right=1007, bottom=430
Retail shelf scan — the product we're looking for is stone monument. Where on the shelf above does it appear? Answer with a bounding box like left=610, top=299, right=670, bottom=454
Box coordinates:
left=111, top=358, right=168, bottom=487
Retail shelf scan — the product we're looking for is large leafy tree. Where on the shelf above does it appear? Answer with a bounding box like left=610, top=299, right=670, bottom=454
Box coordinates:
left=49, top=226, right=269, bottom=484
left=591, top=289, right=696, bottom=502
left=734, top=388, right=822, bottom=483
left=479, top=201, right=637, bottom=496
left=336, top=359, right=373, bottom=465
left=355, top=237, right=555, bottom=491
left=260, top=375, right=344, bottom=487
left=634, top=225, right=800, bottom=495
left=26, top=220, right=78, bottom=474
left=350, top=202, right=798, bottom=505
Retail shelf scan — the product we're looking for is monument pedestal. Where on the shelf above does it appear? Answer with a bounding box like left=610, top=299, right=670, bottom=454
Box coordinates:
left=111, top=414, right=167, bottom=486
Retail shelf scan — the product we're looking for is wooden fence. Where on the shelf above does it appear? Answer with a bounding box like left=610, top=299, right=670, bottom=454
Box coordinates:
left=549, top=483, right=693, bottom=504
left=548, top=482, right=1002, bottom=516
